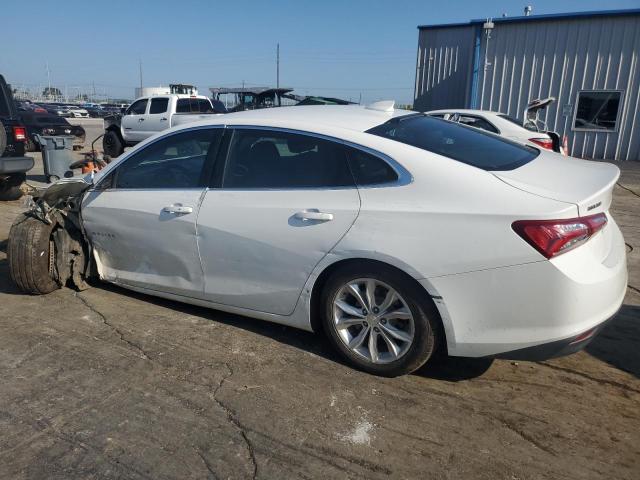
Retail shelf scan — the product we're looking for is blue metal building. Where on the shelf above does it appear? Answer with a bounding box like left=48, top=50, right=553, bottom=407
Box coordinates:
left=414, top=9, right=640, bottom=161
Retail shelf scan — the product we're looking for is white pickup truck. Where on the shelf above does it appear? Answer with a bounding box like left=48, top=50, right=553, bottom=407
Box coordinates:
left=102, top=94, right=223, bottom=157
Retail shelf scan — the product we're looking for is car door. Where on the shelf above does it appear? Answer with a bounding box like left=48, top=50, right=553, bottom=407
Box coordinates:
left=196, top=127, right=361, bottom=316
left=121, top=98, right=149, bottom=142
left=81, top=127, right=223, bottom=297
left=146, top=97, right=170, bottom=134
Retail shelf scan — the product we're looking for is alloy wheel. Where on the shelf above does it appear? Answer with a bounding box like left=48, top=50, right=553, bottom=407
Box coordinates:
left=332, top=278, right=415, bottom=364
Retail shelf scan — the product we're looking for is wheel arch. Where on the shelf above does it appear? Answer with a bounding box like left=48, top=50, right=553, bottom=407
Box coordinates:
left=308, top=257, right=449, bottom=354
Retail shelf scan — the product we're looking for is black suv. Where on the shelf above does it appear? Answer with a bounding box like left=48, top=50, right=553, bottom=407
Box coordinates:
left=0, top=74, right=33, bottom=200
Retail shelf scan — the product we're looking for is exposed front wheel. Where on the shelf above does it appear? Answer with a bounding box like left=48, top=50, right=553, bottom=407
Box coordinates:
left=321, top=264, right=440, bottom=377
left=8, top=213, right=60, bottom=294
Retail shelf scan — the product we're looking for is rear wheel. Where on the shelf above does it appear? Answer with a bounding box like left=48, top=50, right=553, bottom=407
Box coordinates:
left=8, top=213, right=60, bottom=294
left=321, top=264, right=439, bottom=377
left=103, top=130, right=124, bottom=158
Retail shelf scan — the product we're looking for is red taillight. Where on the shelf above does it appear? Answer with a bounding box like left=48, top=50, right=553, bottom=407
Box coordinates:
left=512, top=213, right=608, bottom=258
left=13, top=126, right=27, bottom=142
left=529, top=137, right=554, bottom=150
left=561, top=135, right=568, bottom=156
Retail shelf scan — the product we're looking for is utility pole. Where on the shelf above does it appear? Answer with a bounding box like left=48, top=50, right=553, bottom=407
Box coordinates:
left=139, top=59, right=143, bottom=91
left=276, top=43, right=280, bottom=88
left=45, top=62, right=51, bottom=97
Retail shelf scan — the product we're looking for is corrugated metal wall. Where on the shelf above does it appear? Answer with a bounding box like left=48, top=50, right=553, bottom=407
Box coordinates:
left=476, top=15, right=640, bottom=161
left=413, top=26, right=476, bottom=112
left=415, top=13, right=640, bottom=161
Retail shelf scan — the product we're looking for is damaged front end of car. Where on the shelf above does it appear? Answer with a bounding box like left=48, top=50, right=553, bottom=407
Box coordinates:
left=11, top=177, right=94, bottom=294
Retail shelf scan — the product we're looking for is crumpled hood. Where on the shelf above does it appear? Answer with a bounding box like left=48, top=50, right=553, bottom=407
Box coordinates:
left=493, top=152, right=620, bottom=216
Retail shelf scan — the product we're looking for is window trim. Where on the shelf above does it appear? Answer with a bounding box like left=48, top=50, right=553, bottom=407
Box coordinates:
left=218, top=125, right=412, bottom=191
left=92, top=125, right=225, bottom=192
left=572, top=89, right=624, bottom=133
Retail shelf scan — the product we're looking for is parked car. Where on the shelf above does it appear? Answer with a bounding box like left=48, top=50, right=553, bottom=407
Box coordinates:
left=41, top=103, right=72, bottom=117
left=6, top=103, right=626, bottom=376
left=18, top=112, right=86, bottom=151
left=15, top=100, right=48, bottom=114
left=210, top=87, right=294, bottom=112
left=83, top=105, right=106, bottom=118
left=0, top=75, right=33, bottom=200
left=102, top=94, right=221, bottom=158
left=428, top=98, right=567, bottom=155
left=65, top=106, right=90, bottom=118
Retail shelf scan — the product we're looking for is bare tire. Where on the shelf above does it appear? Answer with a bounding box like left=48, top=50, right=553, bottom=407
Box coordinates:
left=0, top=173, right=25, bottom=201
left=103, top=130, right=124, bottom=158
left=8, top=213, right=60, bottom=294
left=321, top=264, right=440, bottom=377
left=0, top=120, right=7, bottom=155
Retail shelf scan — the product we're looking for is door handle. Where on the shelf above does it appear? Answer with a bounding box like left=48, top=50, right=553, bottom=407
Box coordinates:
left=163, top=204, right=193, bottom=214
left=138, top=118, right=145, bottom=122
left=160, top=117, right=168, bottom=121
left=295, top=210, right=333, bottom=221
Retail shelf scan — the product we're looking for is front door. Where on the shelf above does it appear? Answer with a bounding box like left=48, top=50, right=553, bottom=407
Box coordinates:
left=82, top=127, right=222, bottom=297
left=121, top=98, right=149, bottom=143
left=197, top=127, right=361, bottom=315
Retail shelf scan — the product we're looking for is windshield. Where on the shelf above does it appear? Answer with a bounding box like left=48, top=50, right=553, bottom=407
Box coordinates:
left=367, top=114, right=539, bottom=171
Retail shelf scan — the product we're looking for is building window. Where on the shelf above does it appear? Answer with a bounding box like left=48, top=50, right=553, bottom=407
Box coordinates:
left=573, top=91, right=622, bottom=132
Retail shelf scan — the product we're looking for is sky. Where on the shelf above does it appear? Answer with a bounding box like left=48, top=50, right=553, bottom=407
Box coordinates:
left=1, top=0, right=638, bottom=104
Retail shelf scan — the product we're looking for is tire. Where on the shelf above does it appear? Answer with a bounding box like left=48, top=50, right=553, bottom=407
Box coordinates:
left=103, top=130, right=123, bottom=158
left=7, top=213, right=60, bottom=294
left=321, top=263, right=440, bottom=377
left=0, top=120, right=7, bottom=155
left=0, top=173, right=26, bottom=201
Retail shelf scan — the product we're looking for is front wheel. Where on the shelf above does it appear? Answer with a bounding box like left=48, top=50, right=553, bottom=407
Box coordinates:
left=321, top=264, right=440, bottom=377
left=103, top=130, right=124, bottom=158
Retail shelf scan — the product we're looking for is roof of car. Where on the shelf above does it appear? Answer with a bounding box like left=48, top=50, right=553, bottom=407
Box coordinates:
left=216, top=105, right=415, bottom=133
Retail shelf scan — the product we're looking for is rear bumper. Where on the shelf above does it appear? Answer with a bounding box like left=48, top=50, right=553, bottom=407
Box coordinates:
left=423, top=216, right=628, bottom=358
left=492, top=314, right=615, bottom=361
left=0, top=155, right=34, bottom=175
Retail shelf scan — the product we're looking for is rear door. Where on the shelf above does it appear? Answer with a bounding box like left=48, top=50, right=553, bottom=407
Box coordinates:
left=82, top=127, right=223, bottom=296
left=196, top=127, right=361, bottom=315
left=145, top=97, right=170, bottom=134
left=121, top=98, right=149, bottom=142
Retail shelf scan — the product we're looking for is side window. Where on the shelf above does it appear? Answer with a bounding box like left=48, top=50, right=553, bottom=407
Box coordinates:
left=126, top=99, right=148, bottom=115
left=176, top=99, right=190, bottom=113
left=149, top=98, right=169, bottom=114
left=347, top=148, right=398, bottom=186
left=196, top=99, right=214, bottom=113
left=223, top=129, right=354, bottom=189
left=114, top=129, right=222, bottom=189
left=457, top=115, right=499, bottom=134
left=573, top=91, right=622, bottom=131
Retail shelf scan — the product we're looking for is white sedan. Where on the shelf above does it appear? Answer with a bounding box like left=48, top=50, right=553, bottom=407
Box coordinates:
left=427, top=109, right=567, bottom=154
left=8, top=103, right=627, bottom=376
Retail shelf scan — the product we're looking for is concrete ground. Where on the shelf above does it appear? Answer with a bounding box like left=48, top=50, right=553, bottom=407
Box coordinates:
left=0, top=128, right=638, bottom=479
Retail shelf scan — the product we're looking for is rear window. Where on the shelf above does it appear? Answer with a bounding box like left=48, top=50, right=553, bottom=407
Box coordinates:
left=367, top=115, right=538, bottom=171
left=176, top=98, right=214, bottom=113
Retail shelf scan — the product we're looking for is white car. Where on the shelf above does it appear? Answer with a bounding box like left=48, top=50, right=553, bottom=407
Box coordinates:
left=8, top=103, right=627, bottom=376
left=66, top=106, right=90, bottom=118
left=427, top=109, right=567, bottom=154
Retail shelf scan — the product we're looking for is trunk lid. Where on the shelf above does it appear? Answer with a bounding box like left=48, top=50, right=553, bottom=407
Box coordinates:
left=493, top=152, right=620, bottom=216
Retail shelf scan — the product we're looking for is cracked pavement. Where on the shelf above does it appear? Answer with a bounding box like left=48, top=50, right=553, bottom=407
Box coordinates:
left=0, top=152, right=638, bottom=479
